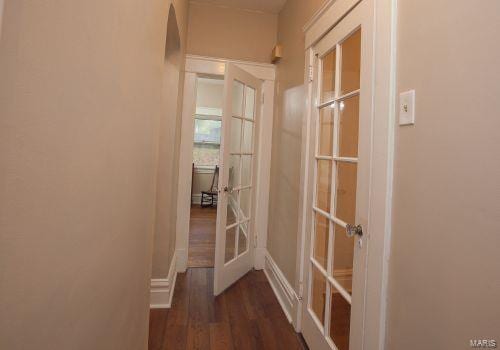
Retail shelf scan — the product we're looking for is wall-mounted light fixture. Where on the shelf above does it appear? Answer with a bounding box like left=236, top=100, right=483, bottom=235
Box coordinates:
left=271, top=44, right=283, bottom=64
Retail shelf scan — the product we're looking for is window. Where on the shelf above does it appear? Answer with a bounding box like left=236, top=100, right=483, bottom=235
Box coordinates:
left=194, top=118, right=221, bottom=144
left=193, top=117, right=221, bottom=167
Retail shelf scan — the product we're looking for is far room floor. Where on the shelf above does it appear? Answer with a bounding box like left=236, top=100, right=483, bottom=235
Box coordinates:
left=188, top=205, right=217, bottom=268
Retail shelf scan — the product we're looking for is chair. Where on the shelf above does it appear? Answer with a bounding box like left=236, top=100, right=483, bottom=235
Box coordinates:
left=201, top=166, right=219, bottom=208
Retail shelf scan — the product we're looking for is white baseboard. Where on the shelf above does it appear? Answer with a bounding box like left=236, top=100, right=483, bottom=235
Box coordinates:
left=150, top=252, right=177, bottom=309
left=192, top=194, right=202, bottom=205
left=263, top=251, right=300, bottom=324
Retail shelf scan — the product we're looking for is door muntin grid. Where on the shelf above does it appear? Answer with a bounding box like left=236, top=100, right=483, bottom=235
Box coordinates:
left=224, top=81, right=256, bottom=265
left=308, top=27, right=361, bottom=349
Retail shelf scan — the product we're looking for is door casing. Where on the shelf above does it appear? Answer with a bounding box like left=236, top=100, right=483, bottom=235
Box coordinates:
left=175, top=55, right=275, bottom=275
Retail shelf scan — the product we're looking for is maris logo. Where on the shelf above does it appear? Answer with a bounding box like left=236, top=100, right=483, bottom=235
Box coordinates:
left=470, top=339, right=497, bottom=348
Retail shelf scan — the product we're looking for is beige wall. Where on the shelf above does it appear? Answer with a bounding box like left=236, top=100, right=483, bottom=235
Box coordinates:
left=267, top=0, right=326, bottom=285
left=192, top=170, right=216, bottom=197
left=0, top=0, right=186, bottom=348
left=196, top=78, right=224, bottom=109
left=186, top=1, right=278, bottom=63
left=151, top=0, right=189, bottom=279
left=386, top=1, right=500, bottom=348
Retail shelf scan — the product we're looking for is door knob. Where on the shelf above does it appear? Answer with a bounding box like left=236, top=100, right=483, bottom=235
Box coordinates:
left=223, top=186, right=233, bottom=194
left=345, top=224, right=363, bottom=238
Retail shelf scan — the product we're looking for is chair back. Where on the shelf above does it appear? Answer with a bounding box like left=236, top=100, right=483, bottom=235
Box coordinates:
left=210, top=166, right=219, bottom=192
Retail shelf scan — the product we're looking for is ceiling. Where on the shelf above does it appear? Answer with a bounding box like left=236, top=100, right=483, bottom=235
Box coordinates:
left=191, top=0, right=288, bottom=14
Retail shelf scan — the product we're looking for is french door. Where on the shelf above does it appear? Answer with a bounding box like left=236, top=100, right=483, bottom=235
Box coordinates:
left=301, top=1, right=374, bottom=350
left=214, top=64, right=262, bottom=295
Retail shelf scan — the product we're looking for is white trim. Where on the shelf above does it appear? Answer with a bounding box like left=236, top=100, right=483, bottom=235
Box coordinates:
left=363, top=0, right=398, bottom=348
left=193, top=165, right=216, bottom=174
left=294, top=49, right=316, bottom=334
left=263, top=252, right=300, bottom=324
left=185, top=54, right=276, bottom=81
left=189, top=0, right=275, bottom=16
left=195, top=106, right=222, bottom=117
left=150, top=252, right=178, bottom=309
left=304, top=0, right=361, bottom=49
left=176, top=56, right=275, bottom=274
left=0, top=0, right=4, bottom=40
left=303, top=0, right=335, bottom=33
left=191, top=194, right=202, bottom=205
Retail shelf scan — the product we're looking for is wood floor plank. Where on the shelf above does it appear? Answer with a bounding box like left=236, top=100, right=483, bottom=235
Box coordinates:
left=209, top=323, right=234, bottom=350
left=256, top=317, right=280, bottom=350
left=162, top=325, right=187, bottom=350
left=187, top=322, right=210, bottom=350
left=148, top=309, right=168, bottom=350
left=149, top=269, right=308, bottom=350
left=189, top=268, right=210, bottom=324
left=206, top=268, right=229, bottom=324
left=225, top=280, right=261, bottom=350
left=238, top=274, right=259, bottom=320
left=167, top=270, right=190, bottom=327
left=188, top=205, right=216, bottom=268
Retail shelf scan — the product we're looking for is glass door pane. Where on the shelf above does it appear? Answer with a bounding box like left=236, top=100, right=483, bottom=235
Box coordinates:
left=340, top=29, right=361, bottom=95
left=311, top=265, right=327, bottom=325
left=224, top=225, right=237, bottom=263
left=329, top=285, right=351, bottom=350
left=338, top=95, right=360, bottom=158
left=321, top=49, right=337, bottom=102
left=224, top=78, right=256, bottom=264
left=316, top=160, right=332, bottom=213
left=318, top=108, right=334, bottom=156
left=309, top=27, right=362, bottom=350
left=313, top=213, right=330, bottom=269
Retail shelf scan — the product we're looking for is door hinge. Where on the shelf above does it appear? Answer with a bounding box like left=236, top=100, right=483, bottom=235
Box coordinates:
left=261, top=93, right=265, bottom=105
left=308, top=65, right=314, bottom=82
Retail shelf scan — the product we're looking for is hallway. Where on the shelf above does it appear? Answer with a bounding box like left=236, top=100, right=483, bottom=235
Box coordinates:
left=148, top=268, right=307, bottom=350
left=2, top=0, right=500, bottom=349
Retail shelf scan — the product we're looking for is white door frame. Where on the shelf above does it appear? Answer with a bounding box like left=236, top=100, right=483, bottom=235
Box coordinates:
left=295, top=0, right=397, bottom=349
left=175, top=55, right=275, bottom=273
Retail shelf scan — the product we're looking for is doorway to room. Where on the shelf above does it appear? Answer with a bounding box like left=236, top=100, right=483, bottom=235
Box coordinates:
left=188, top=76, right=224, bottom=268
left=175, top=55, right=276, bottom=295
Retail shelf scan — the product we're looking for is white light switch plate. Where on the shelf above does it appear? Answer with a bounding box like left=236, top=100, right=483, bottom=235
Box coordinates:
left=399, top=90, right=415, bottom=126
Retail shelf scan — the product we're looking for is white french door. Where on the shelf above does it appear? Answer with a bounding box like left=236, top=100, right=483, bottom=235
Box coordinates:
left=301, top=1, right=374, bottom=350
left=214, top=64, right=262, bottom=295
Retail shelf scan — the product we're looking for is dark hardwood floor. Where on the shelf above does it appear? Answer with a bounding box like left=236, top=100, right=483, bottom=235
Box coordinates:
left=188, top=205, right=217, bottom=268
left=148, top=268, right=308, bottom=350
